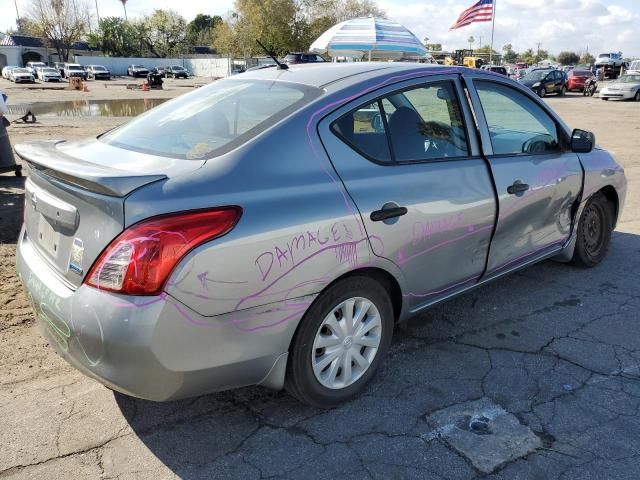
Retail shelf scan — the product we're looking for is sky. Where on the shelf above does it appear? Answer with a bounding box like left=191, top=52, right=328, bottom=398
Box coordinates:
left=1, top=0, right=638, bottom=57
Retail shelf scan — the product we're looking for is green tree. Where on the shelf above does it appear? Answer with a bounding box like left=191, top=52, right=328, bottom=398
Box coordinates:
left=89, top=17, right=137, bottom=56
left=425, top=43, right=442, bottom=52
left=502, top=43, right=517, bottom=63
left=187, top=14, right=222, bottom=46
left=579, top=52, right=595, bottom=65
left=136, top=9, right=188, bottom=58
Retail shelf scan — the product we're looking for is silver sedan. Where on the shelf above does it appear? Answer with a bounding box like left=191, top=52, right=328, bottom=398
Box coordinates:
left=16, top=63, right=626, bottom=407
left=600, top=74, right=640, bottom=101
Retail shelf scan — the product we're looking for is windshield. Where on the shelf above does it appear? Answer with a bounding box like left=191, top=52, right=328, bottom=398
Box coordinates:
left=171, top=66, right=184, bottom=70
left=102, top=79, right=320, bottom=160
left=14, top=69, right=29, bottom=73
left=92, top=66, right=107, bottom=71
left=133, top=65, right=144, bottom=69
left=523, top=71, right=548, bottom=81
left=68, top=65, right=82, bottom=70
left=619, top=75, right=640, bottom=83
left=42, top=68, right=58, bottom=74
left=598, top=54, right=610, bottom=58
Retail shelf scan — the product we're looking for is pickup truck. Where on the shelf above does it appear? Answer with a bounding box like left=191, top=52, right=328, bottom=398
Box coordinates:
left=595, top=52, right=625, bottom=78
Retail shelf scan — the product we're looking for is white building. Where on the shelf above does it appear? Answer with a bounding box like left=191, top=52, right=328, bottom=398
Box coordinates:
left=0, top=33, right=96, bottom=68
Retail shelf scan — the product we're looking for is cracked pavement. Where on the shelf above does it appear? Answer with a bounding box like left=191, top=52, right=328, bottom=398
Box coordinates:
left=1, top=96, right=639, bottom=479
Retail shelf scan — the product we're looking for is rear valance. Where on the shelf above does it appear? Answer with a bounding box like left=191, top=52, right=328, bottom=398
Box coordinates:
left=15, top=140, right=167, bottom=197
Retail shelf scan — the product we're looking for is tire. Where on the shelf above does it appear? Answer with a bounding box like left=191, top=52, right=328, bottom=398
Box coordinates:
left=602, top=97, right=609, bottom=101
left=285, top=276, right=394, bottom=408
left=559, top=85, right=566, bottom=96
left=635, top=91, right=640, bottom=102
left=538, top=88, right=547, bottom=98
left=571, top=192, right=613, bottom=268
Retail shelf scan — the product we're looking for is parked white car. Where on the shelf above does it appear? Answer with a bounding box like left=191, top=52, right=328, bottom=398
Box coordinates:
left=37, top=67, right=62, bottom=82
left=25, top=61, right=47, bottom=76
left=1, top=66, right=18, bottom=79
left=9, top=68, right=35, bottom=83
left=600, top=74, right=640, bottom=101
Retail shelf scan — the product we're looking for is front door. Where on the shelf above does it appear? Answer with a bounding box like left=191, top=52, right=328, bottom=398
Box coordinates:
left=319, top=75, right=496, bottom=310
left=469, top=78, right=583, bottom=277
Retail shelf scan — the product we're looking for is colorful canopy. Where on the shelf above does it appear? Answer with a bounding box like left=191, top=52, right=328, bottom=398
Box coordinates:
left=310, top=17, right=427, bottom=60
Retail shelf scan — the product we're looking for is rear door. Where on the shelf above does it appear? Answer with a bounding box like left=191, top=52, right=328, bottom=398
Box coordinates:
left=466, top=76, right=583, bottom=277
left=319, top=75, right=496, bottom=310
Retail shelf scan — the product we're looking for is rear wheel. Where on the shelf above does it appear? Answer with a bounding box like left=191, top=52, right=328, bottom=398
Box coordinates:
left=559, top=85, right=567, bottom=96
left=634, top=91, right=640, bottom=102
left=286, top=276, right=394, bottom=408
left=571, top=192, right=613, bottom=268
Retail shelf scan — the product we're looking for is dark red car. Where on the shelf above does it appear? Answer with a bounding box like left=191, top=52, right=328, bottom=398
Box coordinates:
left=567, top=69, right=594, bottom=92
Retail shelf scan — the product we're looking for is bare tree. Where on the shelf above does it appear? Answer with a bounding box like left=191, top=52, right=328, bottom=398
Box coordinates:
left=27, top=0, right=89, bottom=62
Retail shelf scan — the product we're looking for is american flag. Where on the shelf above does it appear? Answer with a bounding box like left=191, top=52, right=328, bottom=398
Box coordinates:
left=450, top=0, right=494, bottom=31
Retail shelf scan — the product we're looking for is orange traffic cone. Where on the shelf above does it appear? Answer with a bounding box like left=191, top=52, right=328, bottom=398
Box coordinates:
left=141, top=81, right=149, bottom=92
left=82, top=81, right=89, bottom=92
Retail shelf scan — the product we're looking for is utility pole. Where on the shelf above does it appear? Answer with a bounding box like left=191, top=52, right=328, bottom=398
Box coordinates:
left=536, top=42, right=542, bottom=57
left=95, top=0, right=101, bottom=24
left=14, top=0, right=20, bottom=26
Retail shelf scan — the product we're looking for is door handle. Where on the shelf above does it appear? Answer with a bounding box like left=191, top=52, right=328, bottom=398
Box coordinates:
left=507, top=181, right=530, bottom=195
left=370, top=206, right=408, bottom=222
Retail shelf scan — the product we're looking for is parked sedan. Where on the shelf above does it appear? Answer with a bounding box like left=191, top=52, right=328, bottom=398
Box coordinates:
left=283, top=52, right=326, bottom=65
left=37, top=67, right=62, bottom=82
left=520, top=69, right=567, bottom=97
left=599, top=74, right=640, bottom=101
left=9, top=68, right=35, bottom=83
left=567, top=69, right=594, bottom=92
left=1, top=65, right=18, bottom=79
left=15, top=63, right=626, bottom=407
left=85, top=65, right=111, bottom=80
left=163, top=65, right=189, bottom=78
left=127, top=65, right=149, bottom=77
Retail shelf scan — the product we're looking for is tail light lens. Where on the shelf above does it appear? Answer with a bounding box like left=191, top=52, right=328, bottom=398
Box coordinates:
left=85, top=207, right=241, bottom=295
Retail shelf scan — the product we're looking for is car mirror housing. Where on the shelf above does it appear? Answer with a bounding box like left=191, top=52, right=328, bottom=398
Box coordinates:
left=571, top=128, right=595, bottom=153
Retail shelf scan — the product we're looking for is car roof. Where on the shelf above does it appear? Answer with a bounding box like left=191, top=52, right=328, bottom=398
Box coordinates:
left=239, top=62, right=452, bottom=89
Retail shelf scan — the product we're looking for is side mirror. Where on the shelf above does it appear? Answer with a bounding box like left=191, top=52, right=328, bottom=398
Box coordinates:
left=571, top=128, right=595, bottom=153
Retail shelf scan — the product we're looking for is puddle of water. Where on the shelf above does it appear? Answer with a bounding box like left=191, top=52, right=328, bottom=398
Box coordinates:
left=25, top=99, right=169, bottom=117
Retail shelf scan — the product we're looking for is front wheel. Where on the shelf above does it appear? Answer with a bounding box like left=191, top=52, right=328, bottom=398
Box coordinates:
left=571, top=192, right=613, bottom=268
left=634, top=91, right=640, bottom=102
left=286, top=276, right=394, bottom=408
left=538, top=88, right=547, bottom=98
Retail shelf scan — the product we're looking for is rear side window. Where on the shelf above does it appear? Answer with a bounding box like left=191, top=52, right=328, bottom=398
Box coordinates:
left=332, top=80, right=469, bottom=164
left=103, top=79, right=319, bottom=159
left=475, top=81, right=559, bottom=155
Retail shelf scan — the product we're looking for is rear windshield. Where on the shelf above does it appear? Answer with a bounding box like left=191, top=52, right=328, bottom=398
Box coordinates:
left=102, top=79, right=320, bottom=159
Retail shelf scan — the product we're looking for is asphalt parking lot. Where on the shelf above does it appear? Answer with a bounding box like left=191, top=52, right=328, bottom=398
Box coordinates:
left=0, top=84, right=639, bottom=479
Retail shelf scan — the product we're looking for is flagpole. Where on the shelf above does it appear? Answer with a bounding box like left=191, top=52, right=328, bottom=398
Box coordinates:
left=489, top=0, right=496, bottom=64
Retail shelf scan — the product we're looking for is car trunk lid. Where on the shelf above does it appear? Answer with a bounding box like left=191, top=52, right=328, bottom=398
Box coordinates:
left=16, top=139, right=206, bottom=288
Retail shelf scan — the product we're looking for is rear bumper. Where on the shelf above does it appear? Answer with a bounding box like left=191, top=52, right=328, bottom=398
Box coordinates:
left=17, top=228, right=309, bottom=400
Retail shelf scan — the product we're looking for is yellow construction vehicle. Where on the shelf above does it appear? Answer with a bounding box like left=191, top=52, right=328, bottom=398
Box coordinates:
left=443, top=49, right=484, bottom=68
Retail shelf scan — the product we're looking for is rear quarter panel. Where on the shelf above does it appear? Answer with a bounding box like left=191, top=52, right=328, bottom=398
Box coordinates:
left=124, top=100, right=407, bottom=326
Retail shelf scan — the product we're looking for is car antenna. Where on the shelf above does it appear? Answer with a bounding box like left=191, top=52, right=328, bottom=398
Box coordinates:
left=256, top=39, right=288, bottom=70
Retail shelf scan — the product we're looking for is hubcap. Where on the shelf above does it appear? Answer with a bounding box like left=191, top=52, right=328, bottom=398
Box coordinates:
left=311, top=297, right=382, bottom=389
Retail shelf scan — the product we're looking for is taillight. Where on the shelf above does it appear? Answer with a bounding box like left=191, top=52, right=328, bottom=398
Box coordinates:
left=85, top=207, right=241, bottom=295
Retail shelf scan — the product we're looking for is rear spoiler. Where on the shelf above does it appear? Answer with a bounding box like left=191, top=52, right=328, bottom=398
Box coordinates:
left=15, top=140, right=167, bottom=197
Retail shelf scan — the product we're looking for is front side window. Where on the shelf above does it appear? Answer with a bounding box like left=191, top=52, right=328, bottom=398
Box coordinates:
left=475, top=81, right=560, bottom=155
left=332, top=80, right=469, bottom=163
left=103, top=79, right=319, bottom=159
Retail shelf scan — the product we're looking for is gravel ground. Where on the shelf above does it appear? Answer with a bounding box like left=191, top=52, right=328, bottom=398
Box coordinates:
left=0, top=80, right=639, bottom=479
